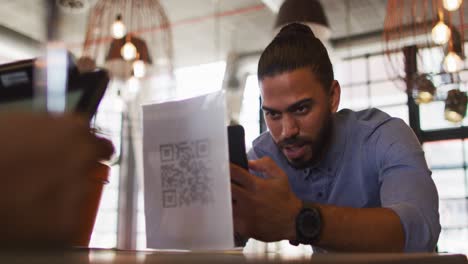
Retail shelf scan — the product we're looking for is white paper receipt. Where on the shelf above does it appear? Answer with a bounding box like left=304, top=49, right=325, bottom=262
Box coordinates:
left=142, top=91, right=234, bottom=250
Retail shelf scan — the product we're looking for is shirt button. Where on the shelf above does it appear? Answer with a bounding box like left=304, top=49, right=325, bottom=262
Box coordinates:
left=317, top=192, right=323, bottom=198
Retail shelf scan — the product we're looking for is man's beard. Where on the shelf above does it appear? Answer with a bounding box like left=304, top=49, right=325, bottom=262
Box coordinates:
left=277, top=112, right=333, bottom=169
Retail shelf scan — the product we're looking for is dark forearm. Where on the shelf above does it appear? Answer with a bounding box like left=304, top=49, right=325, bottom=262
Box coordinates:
left=313, top=204, right=405, bottom=252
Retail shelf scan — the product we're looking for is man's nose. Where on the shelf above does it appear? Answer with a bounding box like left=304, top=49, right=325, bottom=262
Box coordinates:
left=281, top=114, right=299, bottom=139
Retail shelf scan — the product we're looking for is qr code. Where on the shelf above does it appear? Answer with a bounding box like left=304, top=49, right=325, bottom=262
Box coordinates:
left=160, top=139, right=214, bottom=208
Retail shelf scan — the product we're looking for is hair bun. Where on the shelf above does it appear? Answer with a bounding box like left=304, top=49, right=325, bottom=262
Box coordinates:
left=277, top=22, right=316, bottom=38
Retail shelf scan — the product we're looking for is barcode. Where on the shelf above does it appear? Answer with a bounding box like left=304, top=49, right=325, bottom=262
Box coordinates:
left=160, top=139, right=214, bottom=208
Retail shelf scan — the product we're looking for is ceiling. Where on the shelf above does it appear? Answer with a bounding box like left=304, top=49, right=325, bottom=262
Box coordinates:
left=0, top=0, right=389, bottom=67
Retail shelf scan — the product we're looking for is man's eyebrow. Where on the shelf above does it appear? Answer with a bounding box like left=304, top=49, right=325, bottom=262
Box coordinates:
left=261, top=98, right=314, bottom=113
left=261, top=105, right=279, bottom=113
left=286, top=98, right=314, bottom=112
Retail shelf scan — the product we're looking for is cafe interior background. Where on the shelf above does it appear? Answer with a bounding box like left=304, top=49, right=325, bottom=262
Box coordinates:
left=1, top=0, right=467, bottom=255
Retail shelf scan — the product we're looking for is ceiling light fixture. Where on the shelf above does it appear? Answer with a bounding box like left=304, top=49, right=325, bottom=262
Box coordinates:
left=120, top=37, right=137, bottom=61
left=111, top=14, right=126, bottom=39
left=274, top=0, right=331, bottom=43
left=413, top=74, right=437, bottom=104
left=443, top=0, right=463, bottom=11
left=443, top=51, right=464, bottom=73
left=81, top=0, right=173, bottom=80
left=132, top=55, right=146, bottom=78
left=384, top=0, right=467, bottom=121
left=445, top=89, right=468, bottom=122
left=432, top=21, right=451, bottom=45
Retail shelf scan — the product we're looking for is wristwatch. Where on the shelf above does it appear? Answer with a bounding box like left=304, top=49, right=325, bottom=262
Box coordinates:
left=290, top=202, right=322, bottom=246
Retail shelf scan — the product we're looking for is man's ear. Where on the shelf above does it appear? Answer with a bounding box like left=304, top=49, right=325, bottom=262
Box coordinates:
left=329, top=80, right=341, bottom=113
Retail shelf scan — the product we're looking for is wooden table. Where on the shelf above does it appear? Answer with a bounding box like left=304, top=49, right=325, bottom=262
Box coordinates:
left=0, top=248, right=466, bottom=264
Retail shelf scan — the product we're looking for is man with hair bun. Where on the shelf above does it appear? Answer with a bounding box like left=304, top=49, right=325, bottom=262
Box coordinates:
left=230, top=23, right=440, bottom=252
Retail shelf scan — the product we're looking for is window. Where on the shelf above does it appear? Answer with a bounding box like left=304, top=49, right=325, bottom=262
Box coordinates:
left=423, top=140, right=464, bottom=169
left=369, top=81, right=406, bottom=107
left=174, top=61, right=226, bottom=99
left=239, top=75, right=261, bottom=151
left=417, top=47, right=468, bottom=254
left=337, top=54, right=409, bottom=123
left=339, top=85, right=369, bottom=110
left=420, top=101, right=461, bottom=131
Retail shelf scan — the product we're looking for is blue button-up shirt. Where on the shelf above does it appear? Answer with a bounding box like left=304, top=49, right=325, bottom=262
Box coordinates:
left=247, top=108, right=441, bottom=252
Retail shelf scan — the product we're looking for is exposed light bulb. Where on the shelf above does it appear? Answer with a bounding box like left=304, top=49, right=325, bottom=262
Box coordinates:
left=417, top=91, right=434, bottom=104
left=413, top=74, right=436, bottom=104
left=443, top=51, right=464, bottom=73
left=445, top=110, right=464, bottom=122
left=133, top=60, right=146, bottom=78
left=444, top=89, right=468, bottom=123
left=443, top=0, right=463, bottom=11
left=120, top=41, right=137, bottom=61
left=432, top=21, right=451, bottom=45
left=111, top=15, right=126, bottom=39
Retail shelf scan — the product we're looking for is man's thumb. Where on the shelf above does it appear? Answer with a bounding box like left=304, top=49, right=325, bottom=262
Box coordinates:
left=248, top=156, right=285, bottom=179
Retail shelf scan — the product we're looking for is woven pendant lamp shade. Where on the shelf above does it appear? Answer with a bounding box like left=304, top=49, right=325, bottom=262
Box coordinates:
left=80, top=0, right=173, bottom=80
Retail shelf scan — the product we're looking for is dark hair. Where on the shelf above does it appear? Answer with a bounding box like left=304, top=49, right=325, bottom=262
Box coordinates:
left=258, top=23, right=334, bottom=92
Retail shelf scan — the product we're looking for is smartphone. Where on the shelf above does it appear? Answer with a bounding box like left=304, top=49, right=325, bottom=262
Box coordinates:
left=0, top=58, right=109, bottom=122
left=73, top=69, right=109, bottom=121
left=227, top=125, right=249, bottom=170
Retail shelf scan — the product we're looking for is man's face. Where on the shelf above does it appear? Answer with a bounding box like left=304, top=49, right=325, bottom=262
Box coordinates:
left=260, top=67, right=335, bottom=169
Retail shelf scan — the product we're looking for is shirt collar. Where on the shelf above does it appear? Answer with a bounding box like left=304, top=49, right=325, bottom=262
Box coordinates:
left=309, top=113, right=348, bottom=177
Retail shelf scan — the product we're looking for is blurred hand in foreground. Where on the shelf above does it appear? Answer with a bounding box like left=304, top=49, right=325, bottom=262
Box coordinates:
left=0, top=112, right=114, bottom=247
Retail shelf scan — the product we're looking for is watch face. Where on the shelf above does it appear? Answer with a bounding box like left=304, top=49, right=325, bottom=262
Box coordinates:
left=297, top=208, right=321, bottom=240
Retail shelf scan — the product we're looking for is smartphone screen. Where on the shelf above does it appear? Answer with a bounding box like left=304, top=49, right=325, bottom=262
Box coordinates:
left=0, top=58, right=81, bottom=112
left=0, top=58, right=109, bottom=122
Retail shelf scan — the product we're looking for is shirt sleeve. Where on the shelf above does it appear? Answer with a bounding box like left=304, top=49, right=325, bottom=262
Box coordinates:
left=371, top=118, right=441, bottom=252
left=247, top=147, right=259, bottom=161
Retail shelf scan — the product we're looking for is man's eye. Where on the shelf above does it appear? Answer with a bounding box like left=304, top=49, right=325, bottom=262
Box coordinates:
left=266, top=111, right=281, bottom=119
left=295, top=106, right=309, bottom=114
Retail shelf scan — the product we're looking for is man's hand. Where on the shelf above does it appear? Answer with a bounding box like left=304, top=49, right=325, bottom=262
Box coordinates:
left=0, top=113, right=114, bottom=247
left=230, top=156, right=301, bottom=242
